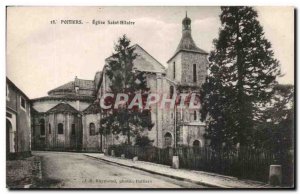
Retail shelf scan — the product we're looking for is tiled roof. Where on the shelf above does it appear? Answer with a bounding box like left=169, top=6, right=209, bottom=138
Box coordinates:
left=75, top=79, right=95, bottom=90
left=46, top=102, right=79, bottom=114
left=31, top=95, right=95, bottom=102
left=175, top=31, right=207, bottom=55
left=48, top=81, right=74, bottom=93
left=82, top=102, right=101, bottom=114
left=48, top=78, right=94, bottom=95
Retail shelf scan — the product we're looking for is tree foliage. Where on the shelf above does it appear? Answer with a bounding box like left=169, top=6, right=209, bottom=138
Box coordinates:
left=201, top=6, right=281, bottom=149
left=100, top=35, right=153, bottom=144
left=253, top=84, right=294, bottom=153
left=135, top=135, right=154, bottom=147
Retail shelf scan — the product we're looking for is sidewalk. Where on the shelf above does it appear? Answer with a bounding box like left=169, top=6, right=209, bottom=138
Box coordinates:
left=84, top=153, right=273, bottom=188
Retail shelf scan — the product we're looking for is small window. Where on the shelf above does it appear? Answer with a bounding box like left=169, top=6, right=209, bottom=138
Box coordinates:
left=89, top=123, right=95, bottom=136
left=170, top=86, right=174, bottom=98
left=173, top=62, right=176, bottom=79
left=40, top=119, right=45, bottom=136
left=20, top=97, right=26, bottom=109
left=48, top=123, right=51, bottom=134
left=58, top=123, right=64, bottom=134
left=71, top=124, right=76, bottom=135
left=193, top=140, right=201, bottom=147
left=194, top=111, right=197, bottom=121
left=193, top=64, right=197, bottom=83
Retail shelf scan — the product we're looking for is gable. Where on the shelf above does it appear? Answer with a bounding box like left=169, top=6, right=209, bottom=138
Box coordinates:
left=105, top=44, right=166, bottom=74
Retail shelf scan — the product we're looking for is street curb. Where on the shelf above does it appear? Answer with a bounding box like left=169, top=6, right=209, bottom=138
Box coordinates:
left=84, top=154, right=228, bottom=188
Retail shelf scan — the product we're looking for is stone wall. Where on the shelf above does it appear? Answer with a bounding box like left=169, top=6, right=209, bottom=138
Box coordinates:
left=82, top=113, right=102, bottom=151
left=6, top=81, right=31, bottom=155
left=181, top=52, right=208, bottom=86
left=181, top=125, right=206, bottom=147
left=32, top=112, right=82, bottom=150
left=166, top=53, right=182, bottom=83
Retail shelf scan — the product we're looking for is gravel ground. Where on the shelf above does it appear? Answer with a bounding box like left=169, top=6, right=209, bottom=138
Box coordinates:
left=6, top=156, right=41, bottom=189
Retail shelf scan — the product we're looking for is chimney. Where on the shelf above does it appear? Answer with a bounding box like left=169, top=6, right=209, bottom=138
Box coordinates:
left=74, top=76, right=79, bottom=94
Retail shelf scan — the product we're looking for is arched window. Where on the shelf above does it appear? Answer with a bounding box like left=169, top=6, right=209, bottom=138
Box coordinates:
left=193, top=64, right=197, bottom=82
left=193, top=140, right=201, bottom=147
left=48, top=123, right=51, bottom=134
left=71, top=124, right=75, bottom=135
left=164, top=132, right=172, bottom=147
left=173, top=62, right=176, bottom=79
left=40, top=119, right=45, bottom=136
left=170, top=86, right=174, bottom=98
left=89, top=123, right=96, bottom=136
left=58, top=123, right=64, bottom=134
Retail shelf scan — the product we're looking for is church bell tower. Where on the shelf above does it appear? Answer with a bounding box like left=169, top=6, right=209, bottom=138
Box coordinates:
left=167, top=12, right=208, bottom=87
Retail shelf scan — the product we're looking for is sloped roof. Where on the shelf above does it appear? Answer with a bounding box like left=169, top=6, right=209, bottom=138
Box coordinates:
left=133, top=44, right=166, bottom=73
left=31, top=95, right=95, bottom=102
left=48, top=78, right=94, bottom=95
left=6, top=77, right=31, bottom=101
left=167, top=32, right=208, bottom=63
left=31, top=107, right=39, bottom=115
left=46, top=102, right=79, bottom=114
left=175, top=31, right=207, bottom=54
left=48, top=81, right=74, bottom=93
left=75, top=79, right=94, bottom=90
left=82, top=102, right=101, bottom=114
left=105, top=44, right=166, bottom=74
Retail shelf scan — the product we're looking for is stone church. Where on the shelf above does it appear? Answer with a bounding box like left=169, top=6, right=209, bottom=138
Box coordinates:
left=31, top=14, right=208, bottom=151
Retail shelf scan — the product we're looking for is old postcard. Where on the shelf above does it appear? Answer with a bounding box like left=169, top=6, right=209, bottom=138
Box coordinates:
left=6, top=6, right=294, bottom=189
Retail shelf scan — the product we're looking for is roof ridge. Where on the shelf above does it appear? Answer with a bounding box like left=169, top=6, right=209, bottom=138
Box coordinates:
left=46, top=102, right=79, bottom=114
left=82, top=102, right=101, bottom=114
left=77, top=78, right=94, bottom=82
left=48, top=81, right=74, bottom=93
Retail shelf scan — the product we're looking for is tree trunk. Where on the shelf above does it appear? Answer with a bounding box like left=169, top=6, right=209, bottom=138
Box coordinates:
left=127, top=131, right=130, bottom=145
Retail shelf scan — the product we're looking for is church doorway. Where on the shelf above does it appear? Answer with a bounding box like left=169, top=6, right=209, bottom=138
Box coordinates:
left=164, top=132, right=172, bottom=147
left=6, top=119, right=15, bottom=153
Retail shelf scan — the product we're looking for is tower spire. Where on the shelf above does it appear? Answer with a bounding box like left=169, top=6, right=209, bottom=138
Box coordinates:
left=182, top=11, right=191, bottom=31
left=167, top=12, right=208, bottom=63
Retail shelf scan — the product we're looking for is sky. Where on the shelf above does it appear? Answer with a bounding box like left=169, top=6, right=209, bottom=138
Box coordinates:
left=6, top=6, right=294, bottom=98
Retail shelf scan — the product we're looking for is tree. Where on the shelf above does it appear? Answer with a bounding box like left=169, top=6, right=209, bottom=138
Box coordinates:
left=100, top=35, right=153, bottom=145
left=201, top=7, right=280, bottom=149
left=135, top=135, right=154, bottom=147
left=253, top=84, right=294, bottom=153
